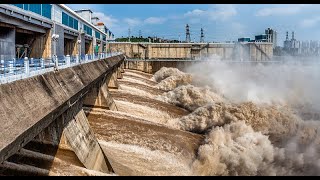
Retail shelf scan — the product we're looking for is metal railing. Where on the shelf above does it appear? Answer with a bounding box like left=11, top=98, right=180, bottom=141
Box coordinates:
left=0, top=52, right=123, bottom=85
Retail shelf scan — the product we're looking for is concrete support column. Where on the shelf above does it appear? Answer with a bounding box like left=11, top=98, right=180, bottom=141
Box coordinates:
left=0, top=27, right=15, bottom=60
left=116, top=67, right=123, bottom=79
left=120, top=63, right=125, bottom=73
left=83, top=82, right=118, bottom=111
left=62, top=109, right=111, bottom=173
left=24, top=57, right=29, bottom=74
left=108, top=70, right=119, bottom=89
left=66, top=55, right=71, bottom=67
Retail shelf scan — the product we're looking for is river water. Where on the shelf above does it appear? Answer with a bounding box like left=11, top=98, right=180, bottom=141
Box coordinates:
left=84, top=66, right=320, bottom=176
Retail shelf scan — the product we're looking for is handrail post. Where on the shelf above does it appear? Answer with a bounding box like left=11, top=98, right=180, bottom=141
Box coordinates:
left=54, top=55, right=58, bottom=71
left=76, top=55, right=80, bottom=64
left=66, top=55, right=71, bottom=67
left=41, top=58, right=45, bottom=69
left=9, top=58, right=15, bottom=74
left=24, top=57, right=29, bottom=75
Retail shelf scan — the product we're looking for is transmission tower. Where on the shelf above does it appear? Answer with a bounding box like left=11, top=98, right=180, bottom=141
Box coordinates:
left=128, top=28, right=131, bottom=42
left=200, top=28, right=204, bottom=43
left=186, top=24, right=191, bottom=43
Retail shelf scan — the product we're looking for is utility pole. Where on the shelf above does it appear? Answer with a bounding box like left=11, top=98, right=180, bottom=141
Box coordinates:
left=200, top=28, right=204, bottom=43
left=179, top=34, right=181, bottom=43
left=128, top=28, right=131, bottom=42
left=186, top=24, right=191, bottom=43
left=139, top=30, right=142, bottom=38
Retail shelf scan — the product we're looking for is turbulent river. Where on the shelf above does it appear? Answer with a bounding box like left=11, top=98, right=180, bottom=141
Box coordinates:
left=51, top=62, right=320, bottom=176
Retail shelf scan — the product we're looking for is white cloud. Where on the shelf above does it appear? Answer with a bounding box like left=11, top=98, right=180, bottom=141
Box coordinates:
left=92, top=12, right=118, bottom=28
left=255, top=4, right=311, bottom=17
left=184, top=4, right=237, bottom=21
left=300, top=17, right=320, bottom=28
left=144, top=17, right=166, bottom=24
left=185, top=9, right=206, bottom=17
left=211, top=4, right=237, bottom=20
left=123, top=18, right=142, bottom=27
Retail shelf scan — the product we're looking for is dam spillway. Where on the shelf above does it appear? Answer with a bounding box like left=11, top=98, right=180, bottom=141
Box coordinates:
left=1, top=56, right=320, bottom=176
left=0, top=56, right=205, bottom=176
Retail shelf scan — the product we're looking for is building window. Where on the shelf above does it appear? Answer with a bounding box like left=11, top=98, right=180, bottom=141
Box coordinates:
left=12, top=4, right=51, bottom=19
left=29, top=4, right=41, bottom=15
left=103, top=35, right=106, bottom=41
left=84, top=24, right=92, bottom=36
left=62, top=11, right=78, bottom=30
left=13, top=4, right=23, bottom=8
left=68, top=15, right=74, bottom=28
left=41, top=4, right=52, bottom=19
left=95, top=31, right=100, bottom=39
left=74, top=19, right=78, bottom=30
left=62, top=12, right=68, bottom=26
left=23, top=4, right=29, bottom=10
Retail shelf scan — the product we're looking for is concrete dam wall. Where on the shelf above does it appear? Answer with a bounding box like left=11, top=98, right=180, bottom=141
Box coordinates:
left=0, top=54, right=125, bottom=175
left=107, top=42, right=273, bottom=61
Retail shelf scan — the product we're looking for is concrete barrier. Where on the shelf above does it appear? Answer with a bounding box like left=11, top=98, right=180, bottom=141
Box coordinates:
left=0, top=54, right=124, bottom=165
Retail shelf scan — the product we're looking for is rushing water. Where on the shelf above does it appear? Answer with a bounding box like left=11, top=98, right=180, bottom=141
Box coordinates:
left=86, top=64, right=320, bottom=176
left=12, top=62, right=314, bottom=176
left=86, top=69, right=202, bottom=175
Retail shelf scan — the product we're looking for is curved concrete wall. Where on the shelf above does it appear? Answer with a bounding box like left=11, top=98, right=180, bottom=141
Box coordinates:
left=0, top=54, right=124, bottom=164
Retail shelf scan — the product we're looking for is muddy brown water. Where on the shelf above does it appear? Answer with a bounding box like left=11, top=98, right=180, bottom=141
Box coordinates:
left=1, top=69, right=203, bottom=176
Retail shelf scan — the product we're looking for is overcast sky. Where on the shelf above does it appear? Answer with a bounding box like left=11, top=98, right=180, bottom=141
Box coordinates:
left=67, top=4, right=320, bottom=46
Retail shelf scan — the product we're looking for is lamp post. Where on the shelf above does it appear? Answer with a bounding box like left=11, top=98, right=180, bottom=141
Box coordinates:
left=52, top=34, right=59, bottom=70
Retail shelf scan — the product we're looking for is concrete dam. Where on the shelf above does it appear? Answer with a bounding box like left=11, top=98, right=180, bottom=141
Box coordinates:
left=0, top=54, right=205, bottom=176
left=107, top=41, right=273, bottom=61
left=1, top=52, right=320, bottom=176
left=1, top=4, right=319, bottom=176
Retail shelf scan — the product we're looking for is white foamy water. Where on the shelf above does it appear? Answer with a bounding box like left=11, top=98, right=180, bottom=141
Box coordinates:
left=119, top=77, right=155, bottom=87
left=114, top=100, right=174, bottom=125
left=150, top=66, right=320, bottom=175
left=118, top=85, right=156, bottom=99
left=124, top=71, right=152, bottom=80
left=74, top=66, right=320, bottom=176
left=49, top=157, right=116, bottom=176
left=98, top=140, right=193, bottom=176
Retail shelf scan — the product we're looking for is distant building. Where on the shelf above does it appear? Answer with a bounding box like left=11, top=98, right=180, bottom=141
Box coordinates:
left=265, top=28, right=277, bottom=48
left=255, top=34, right=267, bottom=42
left=74, top=9, right=93, bottom=23
left=283, top=31, right=301, bottom=56
left=0, top=4, right=114, bottom=59
left=238, top=37, right=250, bottom=42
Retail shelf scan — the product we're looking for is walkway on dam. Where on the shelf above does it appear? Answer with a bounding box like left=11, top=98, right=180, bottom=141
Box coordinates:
left=0, top=52, right=122, bottom=85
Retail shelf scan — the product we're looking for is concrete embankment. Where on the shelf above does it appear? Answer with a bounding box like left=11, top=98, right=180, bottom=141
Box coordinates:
left=0, top=54, right=124, bottom=173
